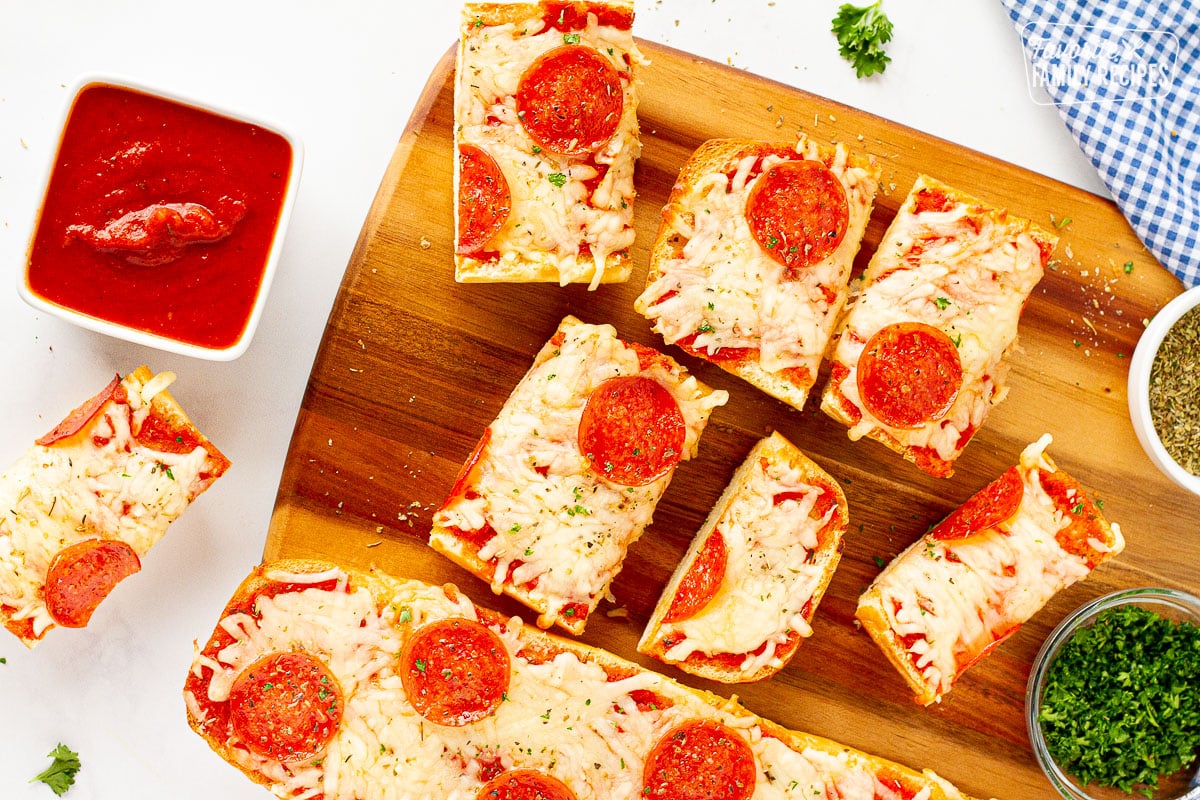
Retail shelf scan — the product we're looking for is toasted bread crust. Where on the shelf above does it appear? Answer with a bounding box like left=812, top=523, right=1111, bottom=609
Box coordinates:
left=186, top=559, right=983, bottom=800
left=854, top=438, right=1122, bottom=705
left=638, top=137, right=880, bottom=411
left=0, top=367, right=229, bottom=647
left=638, top=432, right=848, bottom=682
left=454, top=0, right=640, bottom=287
left=819, top=175, right=1056, bottom=478
left=428, top=526, right=588, bottom=636
left=429, top=316, right=726, bottom=636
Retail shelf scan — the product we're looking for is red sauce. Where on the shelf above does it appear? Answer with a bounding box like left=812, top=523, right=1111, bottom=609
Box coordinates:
left=27, top=83, right=294, bottom=350
left=542, top=1, right=634, bottom=31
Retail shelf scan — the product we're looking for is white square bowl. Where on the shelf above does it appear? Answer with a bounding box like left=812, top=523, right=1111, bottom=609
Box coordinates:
left=19, top=73, right=304, bottom=361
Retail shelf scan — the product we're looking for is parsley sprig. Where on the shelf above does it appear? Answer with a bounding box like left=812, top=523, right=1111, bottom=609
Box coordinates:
left=831, top=1, right=894, bottom=79
left=1038, top=605, right=1200, bottom=796
left=31, top=743, right=81, bottom=796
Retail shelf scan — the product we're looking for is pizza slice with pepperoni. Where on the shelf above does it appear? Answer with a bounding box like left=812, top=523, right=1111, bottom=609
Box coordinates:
left=185, top=558, right=987, bottom=800
left=856, top=435, right=1124, bottom=705
left=819, top=175, right=1056, bottom=477
left=454, top=0, right=641, bottom=289
left=429, top=315, right=727, bottom=635
left=0, top=366, right=229, bottom=646
left=634, top=135, right=881, bottom=411
left=638, top=432, right=848, bottom=682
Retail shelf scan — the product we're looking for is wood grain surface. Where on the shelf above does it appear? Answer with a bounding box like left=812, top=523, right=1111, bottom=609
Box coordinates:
left=265, top=41, right=1196, bottom=800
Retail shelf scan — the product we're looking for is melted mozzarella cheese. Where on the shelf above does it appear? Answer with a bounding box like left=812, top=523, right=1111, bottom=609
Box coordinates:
left=751, top=735, right=941, bottom=800
left=0, top=372, right=217, bottom=641
left=865, top=435, right=1122, bottom=700
left=636, top=137, right=878, bottom=394
left=456, top=5, right=642, bottom=288
left=433, top=318, right=726, bottom=630
left=823, top=175, right=1046, bottom=462
left=656, top=455, right=835, bottom=674
left=189, top=570, right=975, bottom=800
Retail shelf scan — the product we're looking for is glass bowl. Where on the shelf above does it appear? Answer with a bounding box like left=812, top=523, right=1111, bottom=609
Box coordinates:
left=1127, top=285, right=1200, bottom=496
left=1026, top=587, right=1200, bottom=800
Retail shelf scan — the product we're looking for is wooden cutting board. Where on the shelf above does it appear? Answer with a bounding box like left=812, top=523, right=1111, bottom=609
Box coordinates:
left=265, top=40, right=1195, bottom=799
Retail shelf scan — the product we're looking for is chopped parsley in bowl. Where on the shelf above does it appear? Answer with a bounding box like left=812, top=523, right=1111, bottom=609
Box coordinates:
left=1026, top=588, right=1200, bottom=800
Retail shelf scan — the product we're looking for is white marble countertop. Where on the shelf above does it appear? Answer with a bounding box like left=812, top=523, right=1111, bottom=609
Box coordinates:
left=0, top=3, right=1107, bottom=798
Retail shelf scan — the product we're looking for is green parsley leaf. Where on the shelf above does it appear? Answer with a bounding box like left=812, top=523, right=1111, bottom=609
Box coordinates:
left=934, top=296, right=952, bottom=310
left=696, top=321, right=714, bottom=334
left=547, top=172, right=568, bottom=188
left=1124, top=261, right=1135, bottom=274
left=1039, top=605, right=1200, bottom=794
left=563, top=32, right=581, bottom=44
left=831, top=1, right=893, bottom=79
left=31, top=743, right=80, bottom=796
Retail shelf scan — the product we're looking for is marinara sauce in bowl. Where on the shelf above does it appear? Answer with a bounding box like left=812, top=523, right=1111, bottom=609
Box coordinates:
left=20, top=75, right=302, bottom=360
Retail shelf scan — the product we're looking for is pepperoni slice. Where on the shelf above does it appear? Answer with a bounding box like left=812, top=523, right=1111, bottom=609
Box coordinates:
left=457, top=144, right=511, bottom=255
left=912, top=186, right=955, bottom=215
left=856, top=322, right=963, bottom=429
left=929, top=467, right=1024, bottom=541
left=957, top=624, right=1021, bottom=673
left=1038, top=469, right=1109, bottom=567
left=642, top=719, right=757, bottom=800
left=577, top=376, right=686, bottom=487
left=663, top=532, right=727, bottom=624
left=36, top=374, right=122, bottom=446
left=400, top=617, right=510, bottom=726
left=43, top=539, right=141, bottom=628
left=745, top=159, right=849, bottom=276
left=229, top=651, right=343, bottom=762
left=475, top=769, right=578, bottom=800
left=440, top=427, right=492, bottom=511
left=516, top=45, right=623, bottom=156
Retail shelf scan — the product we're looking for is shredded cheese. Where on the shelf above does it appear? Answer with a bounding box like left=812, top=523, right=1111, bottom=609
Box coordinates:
left=0, top=371, right=219, bottom=642
left=862, top=435, right=1124, bottom=702
left=456, top=3, right=642, bottom=287
left=431, top=317, right=727, bottom=630
left=822, top=175, right=1048, bottom=467
left=187, top=567, right=975, bottom=800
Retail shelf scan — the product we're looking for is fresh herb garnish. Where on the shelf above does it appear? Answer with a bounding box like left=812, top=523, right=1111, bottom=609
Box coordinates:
left=31, top=743, right=81, bottom=796
left=547, top=172, right=568, bottom=188
left=1039, top=605, right=1200, bottom=795
left=832, top=1, right=893, bottom=78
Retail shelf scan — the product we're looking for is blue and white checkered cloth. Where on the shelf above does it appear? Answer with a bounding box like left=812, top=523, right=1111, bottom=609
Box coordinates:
left=1002, top=0, right=1200, bottom=287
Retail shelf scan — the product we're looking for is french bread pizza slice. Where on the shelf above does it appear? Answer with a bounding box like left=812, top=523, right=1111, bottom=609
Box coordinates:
left=635, top=135, right=880, bottom=411
left=856, top=435, right=1123, bottom=705
left=429, top=315, right=727, bottom=634
left=820, top=175, right=1056, bottom=477
left=638, top=432, right=848, bottom=682
left=185, top=558, right=987, bottom=800
left=454, top=0, right=642, bottom=288
left=0, top=367, right=229, bottom=646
